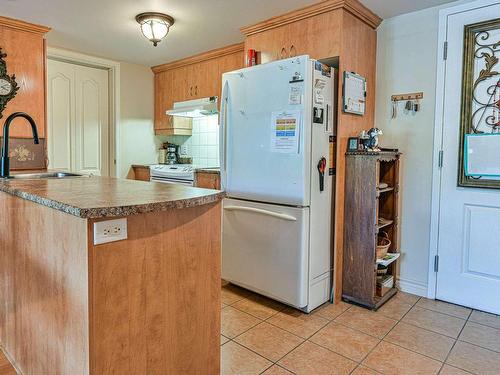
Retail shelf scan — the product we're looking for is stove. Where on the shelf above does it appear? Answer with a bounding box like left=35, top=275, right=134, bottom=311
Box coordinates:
left=149, top=164, right=194, bottom=186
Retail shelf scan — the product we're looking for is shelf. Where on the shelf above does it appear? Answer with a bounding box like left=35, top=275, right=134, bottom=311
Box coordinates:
left=377, top=218, right=394, bottom=230
left=377, top=186, right=395, bottom=196
left=376, top=252, right=400, bottom=266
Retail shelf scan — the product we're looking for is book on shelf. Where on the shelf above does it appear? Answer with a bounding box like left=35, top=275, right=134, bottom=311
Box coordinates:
left=376, top=252, right=400, bottom=267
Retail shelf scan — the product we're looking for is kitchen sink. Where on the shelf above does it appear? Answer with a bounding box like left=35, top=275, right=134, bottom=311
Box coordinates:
left=5, top=172, right=88, bottom=180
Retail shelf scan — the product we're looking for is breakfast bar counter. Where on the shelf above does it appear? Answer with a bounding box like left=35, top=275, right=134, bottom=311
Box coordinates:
left=0, top=175, right=223, bottom=375
left=0, top=175, right=224, bottom=218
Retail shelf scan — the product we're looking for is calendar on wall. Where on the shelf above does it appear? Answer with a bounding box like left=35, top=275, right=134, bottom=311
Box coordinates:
left=342, top=71, right=366, bottom=116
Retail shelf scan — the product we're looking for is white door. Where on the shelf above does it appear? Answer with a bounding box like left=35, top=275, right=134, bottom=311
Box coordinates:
left=47, top=59, right=109, bottom=176
left=222, top=198, right=310, bottom=308
left=221, top=56, right=313, bottom=206
left=437, top=2, right=500, bottom=314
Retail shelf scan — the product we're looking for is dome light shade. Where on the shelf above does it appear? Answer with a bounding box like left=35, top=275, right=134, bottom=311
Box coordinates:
left=135, top=12, right=175, bottom=47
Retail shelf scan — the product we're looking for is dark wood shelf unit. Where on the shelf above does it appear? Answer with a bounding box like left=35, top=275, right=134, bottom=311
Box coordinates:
left=342, top=151, right=401, bottom=310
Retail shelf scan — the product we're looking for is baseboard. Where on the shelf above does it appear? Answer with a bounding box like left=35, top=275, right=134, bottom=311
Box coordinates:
left=396, top=277, right=428, bottom=297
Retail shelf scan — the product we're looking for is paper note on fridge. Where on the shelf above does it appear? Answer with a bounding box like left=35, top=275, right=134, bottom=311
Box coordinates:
left=289, top=83, right=303, bottom=105
left=270, top=110, right=301, bottom=154
left=314, top=78, right=326, bottom=105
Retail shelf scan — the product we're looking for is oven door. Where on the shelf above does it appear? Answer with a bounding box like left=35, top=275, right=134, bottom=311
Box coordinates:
left=150, top=175, right=194, bottom=186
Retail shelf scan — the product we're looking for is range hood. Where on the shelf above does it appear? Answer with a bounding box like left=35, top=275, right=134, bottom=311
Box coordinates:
left=166, top=97, right=218, bottom=118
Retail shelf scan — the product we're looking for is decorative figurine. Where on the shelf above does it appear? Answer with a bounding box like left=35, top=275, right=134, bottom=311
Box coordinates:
left=360, top=128, right=383, bottom=151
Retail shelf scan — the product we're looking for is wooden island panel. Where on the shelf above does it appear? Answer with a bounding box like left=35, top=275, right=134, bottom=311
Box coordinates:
left=0, top=191, right=221, bottom=375
left=0, top=193, right=89, bottom=375
left=89, top=203, right=221, bottom=375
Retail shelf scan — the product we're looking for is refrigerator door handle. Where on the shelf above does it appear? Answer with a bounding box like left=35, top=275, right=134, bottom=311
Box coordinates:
left=224, top=205, right=298, bottom=221
left=220, top=81, right=229, bottom=176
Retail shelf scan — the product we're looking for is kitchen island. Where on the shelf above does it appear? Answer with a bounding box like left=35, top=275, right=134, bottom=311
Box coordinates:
left=0, top=176, right=223, bottom=375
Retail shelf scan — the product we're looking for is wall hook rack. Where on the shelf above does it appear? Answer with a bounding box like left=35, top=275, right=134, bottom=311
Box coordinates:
left=390, top=92, right=424, bottom=119
left=391, top=92, right=424, bottom=102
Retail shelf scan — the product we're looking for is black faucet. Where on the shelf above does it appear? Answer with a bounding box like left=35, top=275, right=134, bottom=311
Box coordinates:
left=1, top=112, right=39, bottom=178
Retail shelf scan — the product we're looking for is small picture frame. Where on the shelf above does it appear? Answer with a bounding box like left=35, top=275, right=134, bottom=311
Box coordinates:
left=347, top=137, right=360, bottom=151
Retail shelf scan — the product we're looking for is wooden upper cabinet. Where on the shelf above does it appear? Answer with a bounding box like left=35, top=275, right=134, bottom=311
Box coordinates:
left=287, top=11, right=343, bottom=60
left=218, top=49, right=244, bottom=98
left=241, top=0, right=380, bottom=63
left=244, top=23, right=289, bottom=64
left=192, top=59, right=219, bottom=99
left=154, top=69, right=173, bottom=131
left=172, top=65, right=189, bottom=102
left=0, top=16, right=50, bottom=138
left=151, top=43, right=244, bottom=135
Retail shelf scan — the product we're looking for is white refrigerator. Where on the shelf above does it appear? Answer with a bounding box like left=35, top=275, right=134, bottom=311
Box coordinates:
left=220, top=55, right=335, bottom=313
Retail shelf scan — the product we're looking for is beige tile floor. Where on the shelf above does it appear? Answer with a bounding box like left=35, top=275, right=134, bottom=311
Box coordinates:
left=221, top=282, right=500, bottom=375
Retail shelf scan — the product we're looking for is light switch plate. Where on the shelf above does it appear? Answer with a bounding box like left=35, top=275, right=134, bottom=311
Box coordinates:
left=94, top=218, right=128, bottom=245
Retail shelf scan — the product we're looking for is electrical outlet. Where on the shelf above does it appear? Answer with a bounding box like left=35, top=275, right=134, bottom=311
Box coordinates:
left=180, top=145, right=188, bottom=155
left=94, top=218, right=128, bottom=245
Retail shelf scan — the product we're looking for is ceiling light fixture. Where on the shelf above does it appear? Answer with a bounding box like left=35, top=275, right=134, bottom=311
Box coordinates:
left=135, top=12, right=175, bottom=47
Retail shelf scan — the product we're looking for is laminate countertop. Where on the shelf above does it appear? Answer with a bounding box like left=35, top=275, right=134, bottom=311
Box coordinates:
left=195, top=167, right=220, bottom=174
left=0, top=175, right=224, bottom=219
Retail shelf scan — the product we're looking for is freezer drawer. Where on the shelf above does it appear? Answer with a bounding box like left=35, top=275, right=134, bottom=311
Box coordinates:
left=222, top=198, right=310, bottom=308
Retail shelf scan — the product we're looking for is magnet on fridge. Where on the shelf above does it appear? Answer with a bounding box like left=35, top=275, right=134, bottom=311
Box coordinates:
left=313, top=107, right=324, bottom=124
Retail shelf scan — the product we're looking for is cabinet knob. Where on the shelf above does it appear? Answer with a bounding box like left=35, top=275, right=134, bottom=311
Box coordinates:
left=190, top=86, right=193, bottom=96
left=195, top=85, right=198, bottom=96
left=290, top=44, right=296, bottom=57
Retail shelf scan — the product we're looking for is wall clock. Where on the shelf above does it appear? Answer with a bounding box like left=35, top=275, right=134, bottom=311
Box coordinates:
left=0, top=47, right=20, bottom=119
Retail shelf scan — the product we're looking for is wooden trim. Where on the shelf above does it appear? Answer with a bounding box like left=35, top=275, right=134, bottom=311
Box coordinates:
left=240, top=0, right=382, bottom=35
left=151, top=43, right=245, bottom=73
left=0, top=15, right=50, bottom=34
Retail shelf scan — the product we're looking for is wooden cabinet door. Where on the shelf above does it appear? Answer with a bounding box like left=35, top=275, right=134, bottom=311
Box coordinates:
left=184, top=64, right=197, bottom=99
left=244, top=24, right=289, bottom=64
left=0, top=26, right=47, bottom=138
left=245, top=10, right=343, bottom=63
left=133, top=166, right=150, bottom=181
left=194, top=59, right=219, bottom=99
left=154, top=70, right=173, bottom=131
left=195, top=172, right=220, bottom=189
left=217, top=51, right=244, bottom=99
left=172, top=65, right=190, bottom=102
left=286, top=12, right=342, bottom=60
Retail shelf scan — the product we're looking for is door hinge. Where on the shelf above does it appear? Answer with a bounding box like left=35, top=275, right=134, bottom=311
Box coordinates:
left=438, top=150, right=444, bottom=168
left=434, top=255, right=440, bottom=272
left=443, top=41, right=448, bottom=60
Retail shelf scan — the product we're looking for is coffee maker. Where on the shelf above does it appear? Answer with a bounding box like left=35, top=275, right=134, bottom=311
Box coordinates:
left=158, top=143, right=179, bottom=165
left=165, top=143, right=179, bottom=165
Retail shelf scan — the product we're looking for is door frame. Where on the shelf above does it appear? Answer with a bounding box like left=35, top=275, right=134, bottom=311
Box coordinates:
left=46, top=47, right=120, bottom=177
left=427, top=0, right=499, bottom=299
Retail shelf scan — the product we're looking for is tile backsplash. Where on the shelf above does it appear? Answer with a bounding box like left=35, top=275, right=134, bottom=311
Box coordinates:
left=190, top=116, right=220, bottom=167
left=160, top=116, right=219, bottom=167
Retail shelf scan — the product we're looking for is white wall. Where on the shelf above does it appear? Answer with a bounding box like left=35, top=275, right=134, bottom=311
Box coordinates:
left=375, top=1, right=470, bottom=296
left=119, top=62, right=166, bottom=177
